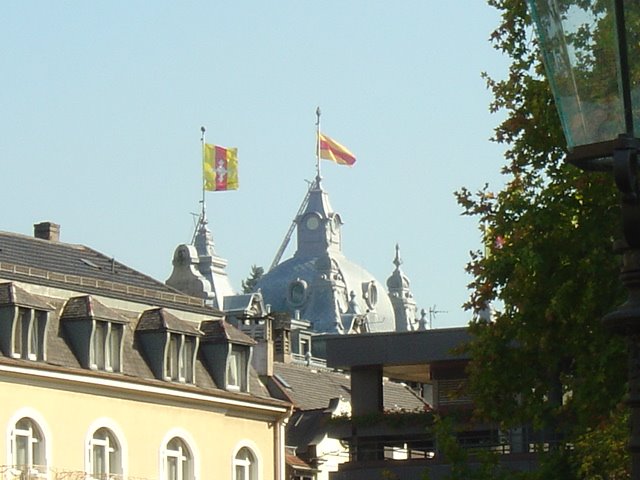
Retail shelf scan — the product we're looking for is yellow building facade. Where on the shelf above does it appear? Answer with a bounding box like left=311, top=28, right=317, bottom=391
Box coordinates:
left=0, top=224, right=290, bottom=480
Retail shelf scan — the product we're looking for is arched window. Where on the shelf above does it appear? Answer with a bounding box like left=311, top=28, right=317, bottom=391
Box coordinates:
left=164, top=437, right=193, bottom=480
left=233, top=447, right=257, bottom=480
left=11, top=417, right=46, bottom=476
left=89, top=427, right=122, bottom=479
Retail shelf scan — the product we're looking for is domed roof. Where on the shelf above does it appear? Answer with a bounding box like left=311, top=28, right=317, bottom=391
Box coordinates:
left=256, top=179, right=396, bottom=334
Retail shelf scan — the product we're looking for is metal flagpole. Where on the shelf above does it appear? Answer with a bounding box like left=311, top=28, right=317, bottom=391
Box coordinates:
left=191, top=126, right=208, bottom=245
left=315, top=107, right=321, bottom=187
left=200, top=126, right=207, bottom=225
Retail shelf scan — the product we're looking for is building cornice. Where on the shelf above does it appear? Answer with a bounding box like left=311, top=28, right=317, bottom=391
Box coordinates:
left=0, top=359, right=290, bottom=417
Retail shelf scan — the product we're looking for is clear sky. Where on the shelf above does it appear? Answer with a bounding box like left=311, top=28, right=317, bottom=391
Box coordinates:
left=1, top=2, right=511, bottom=328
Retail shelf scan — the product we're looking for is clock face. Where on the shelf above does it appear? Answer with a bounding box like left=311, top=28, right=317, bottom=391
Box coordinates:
left=305, top=215, right=320, bottom=230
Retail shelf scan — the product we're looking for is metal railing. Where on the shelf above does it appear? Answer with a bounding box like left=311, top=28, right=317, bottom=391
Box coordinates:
left=345, top=427, right=566, bottom=463
left=0, top=466, right=152, bottom=480
left=291, top=353, right=327, bottom=367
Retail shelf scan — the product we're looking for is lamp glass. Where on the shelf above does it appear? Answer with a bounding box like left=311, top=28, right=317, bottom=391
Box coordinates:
left=527, top=0, right=640, bottom=149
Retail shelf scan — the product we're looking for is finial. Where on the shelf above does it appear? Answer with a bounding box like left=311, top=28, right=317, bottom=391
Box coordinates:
left=316, top=106, right=321, bottom=125
left=393, top=243, right=402, bottom=269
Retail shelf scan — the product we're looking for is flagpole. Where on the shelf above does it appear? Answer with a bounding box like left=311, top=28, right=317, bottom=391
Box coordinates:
left=200, top=126, right=207, bottom=224
left=315, top=106, right=321, bottom=187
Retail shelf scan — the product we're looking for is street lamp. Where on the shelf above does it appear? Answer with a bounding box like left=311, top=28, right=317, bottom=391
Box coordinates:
left=525, top=0, right=640, bottom=476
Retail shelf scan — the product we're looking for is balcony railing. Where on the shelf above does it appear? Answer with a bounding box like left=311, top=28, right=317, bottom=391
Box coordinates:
left=343, top=426, right=565, bottom=463
left=0, top=466, right=152, bottom=480
left=291, top=353, right=327, bottom=368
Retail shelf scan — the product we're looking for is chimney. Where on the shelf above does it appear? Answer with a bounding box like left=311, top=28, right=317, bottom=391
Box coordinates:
left=34, top=222, right=60, bottom=242
left=273, top=312, right=292, bottom=364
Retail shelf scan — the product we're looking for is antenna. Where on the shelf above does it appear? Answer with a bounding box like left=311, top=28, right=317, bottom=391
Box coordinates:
left=428, top=305, right=447, bottom=329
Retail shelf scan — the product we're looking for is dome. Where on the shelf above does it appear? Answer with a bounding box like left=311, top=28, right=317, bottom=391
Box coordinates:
left=256, top=251, right=396, bottom=334
left=255, top=178, right=396, bottom=334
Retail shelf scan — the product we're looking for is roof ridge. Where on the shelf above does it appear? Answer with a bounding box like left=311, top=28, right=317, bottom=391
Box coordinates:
left=0, top=229, right=87, bottom=250
left=0, top=260, right=205, bottom=308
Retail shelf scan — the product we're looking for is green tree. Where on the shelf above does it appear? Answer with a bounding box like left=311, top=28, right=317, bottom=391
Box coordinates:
left=241, top=265, right=264, bottom=293
left=456, top=0, right=628, bottom=477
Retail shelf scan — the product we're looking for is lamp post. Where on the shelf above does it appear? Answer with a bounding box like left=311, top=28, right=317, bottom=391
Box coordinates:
left=525, top=0, right=640, bottom=476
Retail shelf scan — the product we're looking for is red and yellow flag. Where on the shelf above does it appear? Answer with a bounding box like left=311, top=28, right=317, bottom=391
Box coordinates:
left=318, top=132, right=356, bottom=166
left=204, top=144, right=238, bottom=191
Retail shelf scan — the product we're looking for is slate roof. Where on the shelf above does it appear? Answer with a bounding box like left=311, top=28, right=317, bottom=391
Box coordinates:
left=286, top=409, right=333, bottom=449
left=0, top=282, right=54, bottom=310
left=223, top=293, right=256, bottom=313
left=137, top=308, right=203, bottom=335
left=0, top=285, right=276, bottom=404
left=255, top=181, right=396, bottom=334
left=61, top=295, right=129, bottom=323
left=0, top=226, right=287, bottom=413
left=269, top=362, right=427, bottom=412
left=200, top=319, right=257, bottom=346
left=0, top=230, right=210, bottom=312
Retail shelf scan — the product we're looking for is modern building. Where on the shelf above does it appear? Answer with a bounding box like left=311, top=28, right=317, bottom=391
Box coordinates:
left=324, top=329, right=540, bottom=480
left=266, top=360, right=428, bottom=480
left=0, top=222, right=291, bottom=480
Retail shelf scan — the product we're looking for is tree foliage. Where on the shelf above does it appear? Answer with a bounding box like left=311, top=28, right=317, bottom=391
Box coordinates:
left=241, top=264, right=264, bottom=293
left=456, top=0, right=628, bottom=477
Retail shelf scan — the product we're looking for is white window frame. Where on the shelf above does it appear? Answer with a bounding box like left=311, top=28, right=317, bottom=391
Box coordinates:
left=160, top=431, right=199, bottom=480
left=90, top=320, right=123, bottom=372
left=227, top=346, right=247, bottom=392
left=231, top=443, right=261, bottom=480
left=11, top=418, right=46, bottom=477
left=164, top=333, right=196, bottom=383
left=12, top=307, right=47, bottom=361
left=89, top=427, right=121, bottom=479
left=5, top=407, right=54, bottom=479
left=85, top=419, right=128, bottom=480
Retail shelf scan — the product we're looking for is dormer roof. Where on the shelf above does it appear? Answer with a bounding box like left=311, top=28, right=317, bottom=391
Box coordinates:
left=200, top=320, right=256, bottom=346
left=61, top=295, right=128, bottom=323
left=0, top=282, right=53, bottom=310
left=137, top=308, right=202, bottom=336
left=223, top=292, right=267, bottom=318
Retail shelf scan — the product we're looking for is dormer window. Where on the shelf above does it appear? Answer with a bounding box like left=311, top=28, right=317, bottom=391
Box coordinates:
left=92, top=320, right=124, bottom=372
left=165, top=333, right=196, bottom=383
left=227, top=346, right=248, bottom=392
left=61, top=295, right=129, bottom=373
left=13, top=307, right=48, bottom=361
left=137, top=308, right=202, bottom=384
left=199, top=320, right=256, bottom=393
left=0, top=283, right=52, bottom=362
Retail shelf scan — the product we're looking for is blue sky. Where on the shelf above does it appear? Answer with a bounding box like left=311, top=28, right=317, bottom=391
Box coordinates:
left=1, top=2, right=511, bottom=328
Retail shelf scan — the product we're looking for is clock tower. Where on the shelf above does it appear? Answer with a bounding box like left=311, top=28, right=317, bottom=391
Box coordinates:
left=295, top=178, right=342, bottom=258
